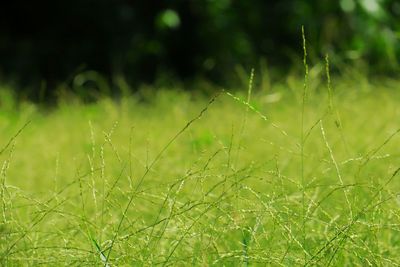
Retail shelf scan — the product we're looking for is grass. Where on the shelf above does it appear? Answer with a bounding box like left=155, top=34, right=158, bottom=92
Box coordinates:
left=1, top=69, right=400, bottom=266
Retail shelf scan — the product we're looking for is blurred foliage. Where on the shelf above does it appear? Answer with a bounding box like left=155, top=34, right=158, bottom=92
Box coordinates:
left=0, top=0, right=399, bottom=100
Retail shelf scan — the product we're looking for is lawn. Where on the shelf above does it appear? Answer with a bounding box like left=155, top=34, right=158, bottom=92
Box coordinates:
left=1, top=72, right=400, bottom=266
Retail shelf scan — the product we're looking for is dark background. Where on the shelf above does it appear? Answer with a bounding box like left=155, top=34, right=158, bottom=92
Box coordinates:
left=0, top=0, right=399, bottom=100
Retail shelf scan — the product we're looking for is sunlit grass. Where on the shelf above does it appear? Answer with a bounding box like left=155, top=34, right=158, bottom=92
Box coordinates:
left=1, top=73, right=400, bottom=266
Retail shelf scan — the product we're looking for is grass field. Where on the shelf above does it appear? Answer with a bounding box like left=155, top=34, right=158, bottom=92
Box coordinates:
left=1, top=71, right=400, bottom=266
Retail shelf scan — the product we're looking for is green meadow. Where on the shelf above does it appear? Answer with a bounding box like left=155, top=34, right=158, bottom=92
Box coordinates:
left=1, top=70, right=400, bottom=266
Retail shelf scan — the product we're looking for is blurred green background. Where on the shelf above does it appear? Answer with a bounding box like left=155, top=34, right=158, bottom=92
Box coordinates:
left=0, top=0, right=399, bottom=100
